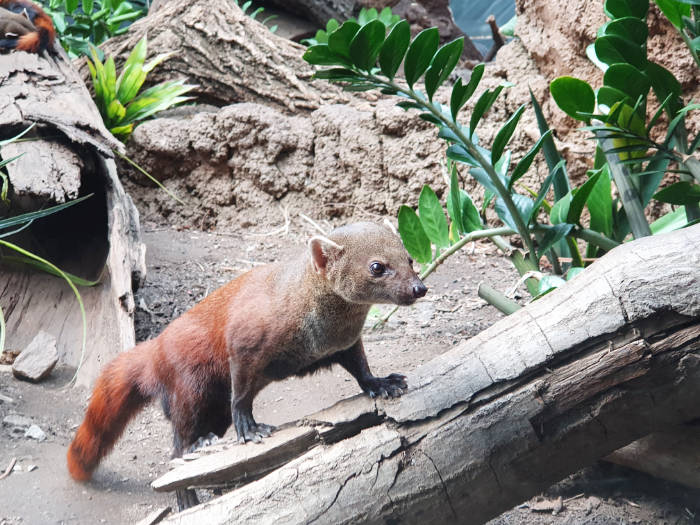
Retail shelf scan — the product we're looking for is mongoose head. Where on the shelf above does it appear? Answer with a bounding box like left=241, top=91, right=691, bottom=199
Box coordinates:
left=309, top=222, right=428, bottom=306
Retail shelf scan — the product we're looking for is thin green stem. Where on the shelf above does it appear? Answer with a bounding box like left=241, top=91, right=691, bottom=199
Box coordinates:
left=477, top=282, right=521, bottom=315
left=369, top=74, right=539, bottom=267
left=572, top=227, right=620, bottom=252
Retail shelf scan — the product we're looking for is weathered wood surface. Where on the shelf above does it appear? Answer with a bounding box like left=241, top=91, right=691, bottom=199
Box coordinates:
left=95, top=0, right=344, bottom=113
left=605, top=426, right=700, bottom=489
left=159, top=225, right=700, bottom=524
left=0, top=48, right=145, bottom=387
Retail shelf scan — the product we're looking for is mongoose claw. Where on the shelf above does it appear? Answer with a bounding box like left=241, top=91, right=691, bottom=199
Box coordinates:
left=363, top=373, right=408, bottom=399
left=234, top=410, right=276, bottom=444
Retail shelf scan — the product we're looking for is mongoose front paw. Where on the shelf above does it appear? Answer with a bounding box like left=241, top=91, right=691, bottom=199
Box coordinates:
left=234, top=410, right=275, bottom=444
left=363, top=373, right=408, bottom=399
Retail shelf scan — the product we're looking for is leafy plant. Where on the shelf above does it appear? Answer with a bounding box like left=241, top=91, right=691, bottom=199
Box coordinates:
left=303, top=15, right=620, bottom=311
left=234, top=0, right=278, bottom=32
left=40, top=0, right=146, bottom=58
left=86, top=36, right=196, bottom=141
left=550, top=0, right=700, bottom=246
left=301, top=7, right=400, bottom=46
left=0, top=128, right=96, bottom=383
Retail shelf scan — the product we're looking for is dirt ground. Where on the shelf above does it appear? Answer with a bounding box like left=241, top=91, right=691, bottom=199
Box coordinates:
left=1, top=219, right=700, bottom=524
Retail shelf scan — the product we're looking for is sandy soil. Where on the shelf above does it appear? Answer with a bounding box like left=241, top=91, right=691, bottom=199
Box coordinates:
left=1, top=220, right=699, bottom=524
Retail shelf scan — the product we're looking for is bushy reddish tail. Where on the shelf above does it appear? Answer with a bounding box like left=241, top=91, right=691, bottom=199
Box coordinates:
left=67, top=340, right=158, bottom=481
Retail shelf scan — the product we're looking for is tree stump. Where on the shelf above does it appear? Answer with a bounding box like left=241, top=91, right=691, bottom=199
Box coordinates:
left=0, top=47, right=145, bottom=387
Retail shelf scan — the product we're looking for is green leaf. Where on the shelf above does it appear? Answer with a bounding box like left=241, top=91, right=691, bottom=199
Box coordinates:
left=605, top=0, right=649, bottom=19
left=404, top=27, right=439, bottom=88
left=603, top=63, right=650, bottom=103
left=495, top=193, right=534, bottom=232
left=644, top=61, right=682, bottom=115
left=653, top=181, right=700, bottom=205
left=550, top=190, right=573, bottom=224
left=65, top=0, right=79, bottom=13
left=116, top=36, right=148, bottom=103
left=587, top=165, right=613, bottom=237
left=82, top=0, right=93, bottom=14
left=596, top=85, right=632, bottom=110
left=567, top=170, right=603, bottom=224
left=459, top=189, right=482, bottom=232
left=398, top=205, right=432, bottom=263
left=492, top=104, right=526, bottom=164
left=469, top=85, right=504, bottom=139
left=510, top=130, right=552, bottom=190
left=537, top=275, right=567, bottom=296
left=649, top=205, right=688, bottom=234
left=550, top=77, right=596, bottom=122
left=529, top=160, right=563, bottom=225
left=313, top=68, right=363, bottom=81
left=530, top=89, right=571, bottom=200
left=379, top=20, right=410, bottom=80
left=425, top=38, right=464, bottom=101
left=446, top=143, right=479, bottom=167
left=0, top=194, right=92, bottom=231
left=303, top=44, right=349, bottom=66
left=654, top=0, right=690, bottom=28
left=566, top=267, right=585, bottom=280
left=328, top=21, right=361, bottom=59
left=450, top=63, right=484, bottom=120
left=594, top=35, right=646, bottom=69
left=349, top=19, right=386, bottom=71
left=603, top=16, right=648, bottom=45
left=446, top=167, right=463, bottom=233
left=418, top=185, right=449, bottom=248
left=537, top=223, right=574, bottom=258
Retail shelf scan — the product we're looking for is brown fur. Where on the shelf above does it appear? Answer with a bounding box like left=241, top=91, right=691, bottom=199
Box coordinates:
left=0, top=0, right=55, bottom=53
left=67, top=222, right=426, bottom=509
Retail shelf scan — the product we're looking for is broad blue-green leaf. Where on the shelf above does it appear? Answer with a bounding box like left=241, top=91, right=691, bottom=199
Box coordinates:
left=469, top=85, right=504, bottom=139
left=595, top=35, right=646, bottom=69
left=650, top=205, right=688, bottom=234
left=446, top=167, right=463, bottom=233
left=566, top=267, right=585, bottom=280
left=537, top=275, right=567, bottom=296
left=495, top=193, right=534, bottom=232
left=603, top=16, right=648, bottom=45
left=460, top=190, right=482, bottom=232
left=418, top=185, right=449, bottom=248
left=567, top=170, right=603, bottom=224
left=644, top=61, right=682, bottom=115
left=65, top=0, right=79, bottom=13
left=597, top=85, right=632, bottom=110
left=654, top=0, right=690, bottom=28
left=604, top=63, right=650, bottom=103
left=587, top=165, right=613, bottom=237
left=605, top=0, right=649, bottom=19
left=404, top=28, right=439, bottom=87
left=446, top=143, right=479, bottom=167
left=398, top=205, right=432, bottom=263
left=379, top=20, right=410, bottom=79
left=492, top=104, right=526, bottom=164
left=528, top=161, right=561, bottom=225
left=425, top=38, right=464, bottom=101
left=328, top=21, right=361, bottom=59
left=467, top=168, right=498, bottom=194
left=537, top=223, right=574, bottom=258
left=653, top=181, right=700, bottom=205
left=550, top=77, right=596, bottom=121
left=550, top=190, right=573, bottom=224
left=509, top=130, right=552, bottom=190
left=450, top=63, right=484, bottom=120
left=349, top=20, right=386, bottom=71
left=303, top=44, right=349, bottom=66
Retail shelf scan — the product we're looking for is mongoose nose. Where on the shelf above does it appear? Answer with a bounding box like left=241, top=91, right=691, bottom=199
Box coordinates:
left=412, top=282, right=428, bottom=298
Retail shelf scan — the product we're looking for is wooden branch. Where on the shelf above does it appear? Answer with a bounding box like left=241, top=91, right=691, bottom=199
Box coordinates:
left=153, top=225, right=700, bottom=523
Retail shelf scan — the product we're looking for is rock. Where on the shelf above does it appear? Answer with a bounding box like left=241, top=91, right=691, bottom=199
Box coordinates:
left=3, top=415, right=33, bottom=428
left=12, top=331, right=58, bottom=382
left=0, top=392, right=14, bottom=403
left=24, top=424, right=46, bottom=441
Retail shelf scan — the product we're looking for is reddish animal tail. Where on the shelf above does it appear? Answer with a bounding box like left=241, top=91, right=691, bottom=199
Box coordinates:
left=67, top=340, right=158, bottom=481
left=0, top=0, right=56, bottom=53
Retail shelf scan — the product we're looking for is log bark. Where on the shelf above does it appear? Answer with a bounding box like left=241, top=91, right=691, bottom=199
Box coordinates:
left=156, top=225, right=700, bottom=524
left=0, top=48, right=146, bottom=387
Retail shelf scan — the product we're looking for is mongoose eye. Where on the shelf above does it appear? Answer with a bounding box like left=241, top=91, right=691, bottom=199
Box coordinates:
left=408, top=257, right=414, bottom=266
left=369, top=262, right=386, bottom=276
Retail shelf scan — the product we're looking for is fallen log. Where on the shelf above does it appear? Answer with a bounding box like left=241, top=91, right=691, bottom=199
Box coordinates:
left=0, top=47, right=146, bottom=387
left=155, top=224, right=700, bottom=524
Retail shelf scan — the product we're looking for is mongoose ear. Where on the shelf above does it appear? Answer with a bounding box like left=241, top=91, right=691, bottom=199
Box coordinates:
left=308, top=236, right=344, bottom=274
left=383, top=218, right=399, bottom=237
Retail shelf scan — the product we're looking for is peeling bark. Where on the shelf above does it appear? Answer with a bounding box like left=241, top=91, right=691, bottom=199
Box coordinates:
left=153, top=225, right=700, bottom=523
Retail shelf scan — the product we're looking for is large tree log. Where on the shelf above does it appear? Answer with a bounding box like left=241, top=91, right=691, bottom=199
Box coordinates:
left=0, top=48, right=146, bottom=387
left=157, top=224, right=700, bottom=524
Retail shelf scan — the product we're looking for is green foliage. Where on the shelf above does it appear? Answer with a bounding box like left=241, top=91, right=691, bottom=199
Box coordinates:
left=550, top=0, right=700, bottom=242
left=301, top=7, right=400, bottom=46
left=86, top=37, right=196, bottom=141
left=39, top=0, right=146, bottom=58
